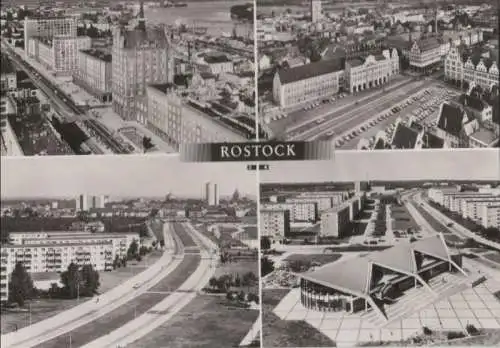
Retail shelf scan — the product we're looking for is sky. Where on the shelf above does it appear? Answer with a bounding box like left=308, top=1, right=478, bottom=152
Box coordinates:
left=260, top=149, right=500, bottom=184
left=1, top=154, right=257, bottom=199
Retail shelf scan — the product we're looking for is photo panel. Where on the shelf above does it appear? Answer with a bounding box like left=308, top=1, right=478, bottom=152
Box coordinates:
left=0, top=1, right=258, bottom=157
left=256, top=0, right=499, bottom=150
left=259, top=152, right=500, bottom=348
left=0, top=155, right=260, bottom=348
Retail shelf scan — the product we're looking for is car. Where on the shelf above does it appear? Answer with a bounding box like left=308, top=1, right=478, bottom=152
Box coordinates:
left=361, top=126, right=367, bottom=131
left=326, top=130, right=334, bottom=136
left=315, top=118, right=324, bottom=124
left=133, top=283, right=141, bottom=289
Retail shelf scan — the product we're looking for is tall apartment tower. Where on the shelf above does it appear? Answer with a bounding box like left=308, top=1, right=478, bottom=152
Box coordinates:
left=311, top=0, right=322, bottom=23
left=111, top=1, right=174, bottom=124
left=24, top=16, right=77, bottom=52
left=204, top=182, right=219, bottom=206
left=75, top=194, right=88, bottom=211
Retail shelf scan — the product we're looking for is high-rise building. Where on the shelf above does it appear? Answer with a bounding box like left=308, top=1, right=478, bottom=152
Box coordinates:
left=112, top=1, right=174, bottom=124
left=204, top=182, right=219, bottom=206
left=24, top=16, right=78, bottom=52
left=75, top=194, right=108, bottom=211
left=311, top=0, right=322, bottom=23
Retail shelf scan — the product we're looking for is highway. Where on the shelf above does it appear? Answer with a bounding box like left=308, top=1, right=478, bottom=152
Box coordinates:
left=1, top=42, right=131, bottom=155
left=81, top=222, right=219, bottom=348
left=289, top=78, right=437, bottom=142
left=1, top=223, right=193, bottom=348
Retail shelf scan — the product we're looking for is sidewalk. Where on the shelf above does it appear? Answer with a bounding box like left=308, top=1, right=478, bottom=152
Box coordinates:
left=1, top=230, right=180, bottom=348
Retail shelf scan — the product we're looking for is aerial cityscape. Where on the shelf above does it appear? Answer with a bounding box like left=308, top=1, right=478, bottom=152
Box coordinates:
left=260, top=179, right=500, bottom=347
left=0, top=159, right=260, bottom=348
left=0, top=0, right=258, bottom=156
left=257, top=0, right=499, bottom=150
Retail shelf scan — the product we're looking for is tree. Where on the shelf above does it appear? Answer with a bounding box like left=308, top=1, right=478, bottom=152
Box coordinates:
left=127, top=240, right=139, bottom=259
left=60, top=263, right=82, bottom=299
left=142, top=136, right=154, bottom=152
left=261, top=257, right=274, bottom=277
left=231, top=189, right=240, bottom=202
left=159, top=239, right=165, bottom=248
left=8, top=262, right=35, bottom=307
left=113, top=255, right=121, bottom=269
left=260, top=236, right=271, bottom=251
left=80, top=264, right=100, bottom=296
left=209, top=276, right=218, bottom=289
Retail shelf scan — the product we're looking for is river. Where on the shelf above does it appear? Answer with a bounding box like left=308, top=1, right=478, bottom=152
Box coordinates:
left=144, top=0, right=253, bottom=38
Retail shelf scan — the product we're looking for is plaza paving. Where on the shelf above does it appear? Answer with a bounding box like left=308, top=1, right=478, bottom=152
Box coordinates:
left=273, top=278, right=500, bottom=346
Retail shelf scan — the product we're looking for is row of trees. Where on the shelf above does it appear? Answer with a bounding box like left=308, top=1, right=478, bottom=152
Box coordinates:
left=8, top=262, right=100, bottom=307
left=207, top=271, right=258, bottom=293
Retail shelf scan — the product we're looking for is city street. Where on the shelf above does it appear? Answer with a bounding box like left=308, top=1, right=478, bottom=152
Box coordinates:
left=81, top=222, right=218, bottom=348
left=1, top=223, right=193, bottom=348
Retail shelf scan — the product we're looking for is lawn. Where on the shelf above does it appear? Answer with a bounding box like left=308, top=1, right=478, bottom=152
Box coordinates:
left=391, top=206, right=419, bottom=232
left=149, top=254, right=201, bottom=292
left=262, top=289, right=335, bottom=348
left=443, top=234, right=464, bottom=244
left=35, top=293, right=167, bottom=348
left=284, top=253, right=343, bottom=266
left=128, top=294, right=259, bottom=348
left=413, top=205, right=452, bottom=234
left=214, top=260, right=259, bottom=293
left=0, top=250, right=164, bottom=334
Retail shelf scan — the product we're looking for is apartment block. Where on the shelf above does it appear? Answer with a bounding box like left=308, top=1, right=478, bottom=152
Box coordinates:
left=260, top=202, right=317, bottom=222
left=74, top=49, right=112, bottom=102
left=260, top=209, right=290, bottom=239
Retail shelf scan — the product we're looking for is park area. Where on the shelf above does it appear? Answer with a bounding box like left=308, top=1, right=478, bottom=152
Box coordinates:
left=284, top=253, right=343, bottom=267
left=391, top=205, right=419, bottom=233
left=262, top=289, right=335, bottom=348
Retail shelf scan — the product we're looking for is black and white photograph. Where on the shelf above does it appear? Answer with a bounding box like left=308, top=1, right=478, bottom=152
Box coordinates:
left=256, top=0, right=499, bottom=150
left=0, top=0, right=258, bottom=156
left=0, top=155, right=260, bottom=348
left=259, top=165, right=500, bottom=347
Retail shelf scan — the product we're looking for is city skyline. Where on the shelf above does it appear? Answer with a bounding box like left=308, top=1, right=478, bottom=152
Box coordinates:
left=0, top=155, right=257, bottom=199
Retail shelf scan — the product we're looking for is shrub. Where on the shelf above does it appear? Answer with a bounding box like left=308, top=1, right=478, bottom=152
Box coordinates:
left=422, top=326, right=432, bottom=335
left=465, top=324, right=480, bottom=336
left=447, top=331, right=465, bottom=340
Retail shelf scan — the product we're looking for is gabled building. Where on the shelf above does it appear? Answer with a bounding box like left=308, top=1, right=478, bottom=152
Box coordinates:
left=455, top=93, right=493, bottom=122
left=409, top=37, right=441, bottom=73
left=435, top=103, right=475, bottom=148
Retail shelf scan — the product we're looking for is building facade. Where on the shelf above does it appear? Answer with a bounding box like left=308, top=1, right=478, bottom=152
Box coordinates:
left=75, top=194, right=107, bottom=211
left=111, top=11, right=174, bottom=124
left=24, top=16, right=77, bottom=52
left=444, top=44, right=499, bottom=91
left=260, top=209, right=290, bottom=239
left=273, top=59, right=343, bottom=108
left=345, top=49, right=399, bottom=93
left=27, top=35, right=92, bottom=76
left=204, top=182, right=219, bottom=206
left=260, top=202, right=317, bottom=222
left=409, top=38, right=442, bottom=73
left=311, top=0, right=322, bottom=23
left=74, top=49, right=112, bottom=102
left=481, top=205, right=500, bottom=229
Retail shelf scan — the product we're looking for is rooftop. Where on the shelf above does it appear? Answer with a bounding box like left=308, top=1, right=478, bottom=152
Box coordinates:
left=277, top=58, right=345, bottom=85
left=469, top=128, right=498, bottom=146
left=437, top=103, right=466, bottom=137
left=421, top=132, right=445, bottom=149
left=80, top=49, right=112, bottom=62
left=204, top=55, right=231, bottom=64
left=301, top=234, right=451, bottom=296
left=122, top=27, right=168, bottom=50
left=391, top=123, right=420, bottom=149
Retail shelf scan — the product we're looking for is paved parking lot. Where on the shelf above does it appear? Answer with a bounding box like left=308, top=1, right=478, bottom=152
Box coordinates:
left=272, top=277, right=500, bottom=346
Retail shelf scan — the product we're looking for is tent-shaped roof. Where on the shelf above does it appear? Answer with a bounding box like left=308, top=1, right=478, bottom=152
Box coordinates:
left=301, top=235, right=451, bottom=296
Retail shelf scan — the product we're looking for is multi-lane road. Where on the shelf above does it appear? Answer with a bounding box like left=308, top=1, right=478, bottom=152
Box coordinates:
left=1, top=222, right=217, bottom=348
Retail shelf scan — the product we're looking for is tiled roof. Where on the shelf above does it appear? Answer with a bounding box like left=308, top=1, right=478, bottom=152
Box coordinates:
left=421, top=132, right=445, bottom=149
left=123, top=28, right=168, bottom=49
left=469, top=128, right=497, bottom=146
left=277, top=58, right=345, bottom=85
left=458, top=94, right=488, bottom=111
left=415, top=37, right=440, bottom=51
left=374, top=138, right=387, bottom=149
left=437, top=103, right=465, bottom=137
left=205, top=55, right=231, bottom=64
left=391, top=123, right=420, bottom=149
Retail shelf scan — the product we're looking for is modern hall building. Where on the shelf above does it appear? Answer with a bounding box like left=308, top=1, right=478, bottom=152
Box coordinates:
left=298, top=234, right=474, bottom=327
